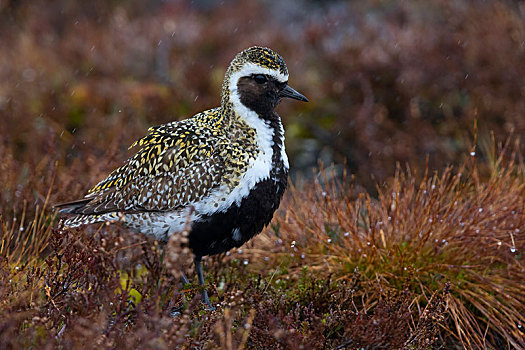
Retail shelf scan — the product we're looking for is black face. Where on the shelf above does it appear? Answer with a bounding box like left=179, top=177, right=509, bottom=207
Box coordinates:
left=237, top=74, right=307, bottom=117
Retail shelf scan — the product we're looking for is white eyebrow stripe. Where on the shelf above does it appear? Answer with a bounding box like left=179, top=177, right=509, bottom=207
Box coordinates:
left=229, top=62, right=289, bottom=86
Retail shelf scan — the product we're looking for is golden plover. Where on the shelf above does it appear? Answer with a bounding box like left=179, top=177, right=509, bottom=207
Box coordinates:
left=56, top=46, right=308, bottom=308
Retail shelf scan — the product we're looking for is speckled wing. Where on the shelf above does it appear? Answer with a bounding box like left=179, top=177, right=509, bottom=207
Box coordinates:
left=66, top=109, right=230, bottom=215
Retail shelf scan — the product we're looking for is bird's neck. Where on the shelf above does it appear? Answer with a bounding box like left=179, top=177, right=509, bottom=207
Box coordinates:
left=222, top=99, right=288, bottom=172
left=225, top=99, right=277, bottom=153
left=219, top=78, right=286, bottom=167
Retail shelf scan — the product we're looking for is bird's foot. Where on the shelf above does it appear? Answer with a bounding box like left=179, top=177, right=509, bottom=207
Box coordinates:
left=201, top=288, right=215, bottom=311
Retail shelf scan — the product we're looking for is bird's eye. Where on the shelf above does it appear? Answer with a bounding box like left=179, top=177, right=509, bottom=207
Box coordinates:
left=253, top=74, right=267, bottom=84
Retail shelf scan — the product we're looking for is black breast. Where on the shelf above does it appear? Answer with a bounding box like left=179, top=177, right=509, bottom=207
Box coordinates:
left=188, top=115, right=288, bottom=258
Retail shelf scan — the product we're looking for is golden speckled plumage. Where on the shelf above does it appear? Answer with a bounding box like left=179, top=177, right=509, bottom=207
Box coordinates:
left=81, top=107, right=259, bottom=215
left=58, top=47, right=295, bottom=235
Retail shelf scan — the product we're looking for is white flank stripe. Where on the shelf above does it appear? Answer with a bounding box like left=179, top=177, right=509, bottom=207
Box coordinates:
left=279, top=122, right=289, bottom=169
left=124, top=208, right=199, bottom=240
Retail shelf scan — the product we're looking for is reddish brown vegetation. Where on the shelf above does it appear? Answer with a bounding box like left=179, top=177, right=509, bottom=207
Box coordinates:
left=1, top=0, right=525, bottom=348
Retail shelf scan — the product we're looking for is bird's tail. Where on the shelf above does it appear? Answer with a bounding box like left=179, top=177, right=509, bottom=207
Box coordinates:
left=54, top=198, right=92, bottom=214
left=54, top=199, right=117, bottom=227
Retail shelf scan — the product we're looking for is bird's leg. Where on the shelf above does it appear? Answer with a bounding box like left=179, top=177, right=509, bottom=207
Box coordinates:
left=179, top=269, right=191, bottom=305
left=194, top=256, right=215, bottom=310
left=171, top=270, right=192, bottom=317
left=180, top=270, right=190, bottom=285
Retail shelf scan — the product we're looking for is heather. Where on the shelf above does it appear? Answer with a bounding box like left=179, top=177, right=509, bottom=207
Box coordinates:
left=1, top=0, right=524, bottom=348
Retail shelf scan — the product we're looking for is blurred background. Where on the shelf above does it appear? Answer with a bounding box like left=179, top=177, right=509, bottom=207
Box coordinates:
left=1, top=0, right=525, bottom=216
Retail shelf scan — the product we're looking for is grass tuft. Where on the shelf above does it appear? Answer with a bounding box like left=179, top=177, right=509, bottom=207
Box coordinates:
left=242, top=140, right=525, bottom=348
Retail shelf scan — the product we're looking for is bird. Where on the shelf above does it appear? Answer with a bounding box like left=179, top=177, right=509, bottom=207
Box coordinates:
left=55, top=46, right=308, bottom=309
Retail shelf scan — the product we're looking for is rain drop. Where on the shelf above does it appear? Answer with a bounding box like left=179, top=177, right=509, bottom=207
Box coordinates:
left=23, top=68, right=36, bottom=82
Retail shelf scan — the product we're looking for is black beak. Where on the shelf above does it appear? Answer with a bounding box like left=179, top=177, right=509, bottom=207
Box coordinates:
left=279, top=84, right=308, bottom=102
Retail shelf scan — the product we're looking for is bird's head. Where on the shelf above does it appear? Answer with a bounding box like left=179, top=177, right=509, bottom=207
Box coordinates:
left=223, top=47, right=308, bottom=117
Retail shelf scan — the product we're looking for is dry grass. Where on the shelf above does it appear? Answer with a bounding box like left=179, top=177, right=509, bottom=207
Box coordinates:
left=242, top=139, right=524, bottom=349
left=1, top=139, right=524, bottom=348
